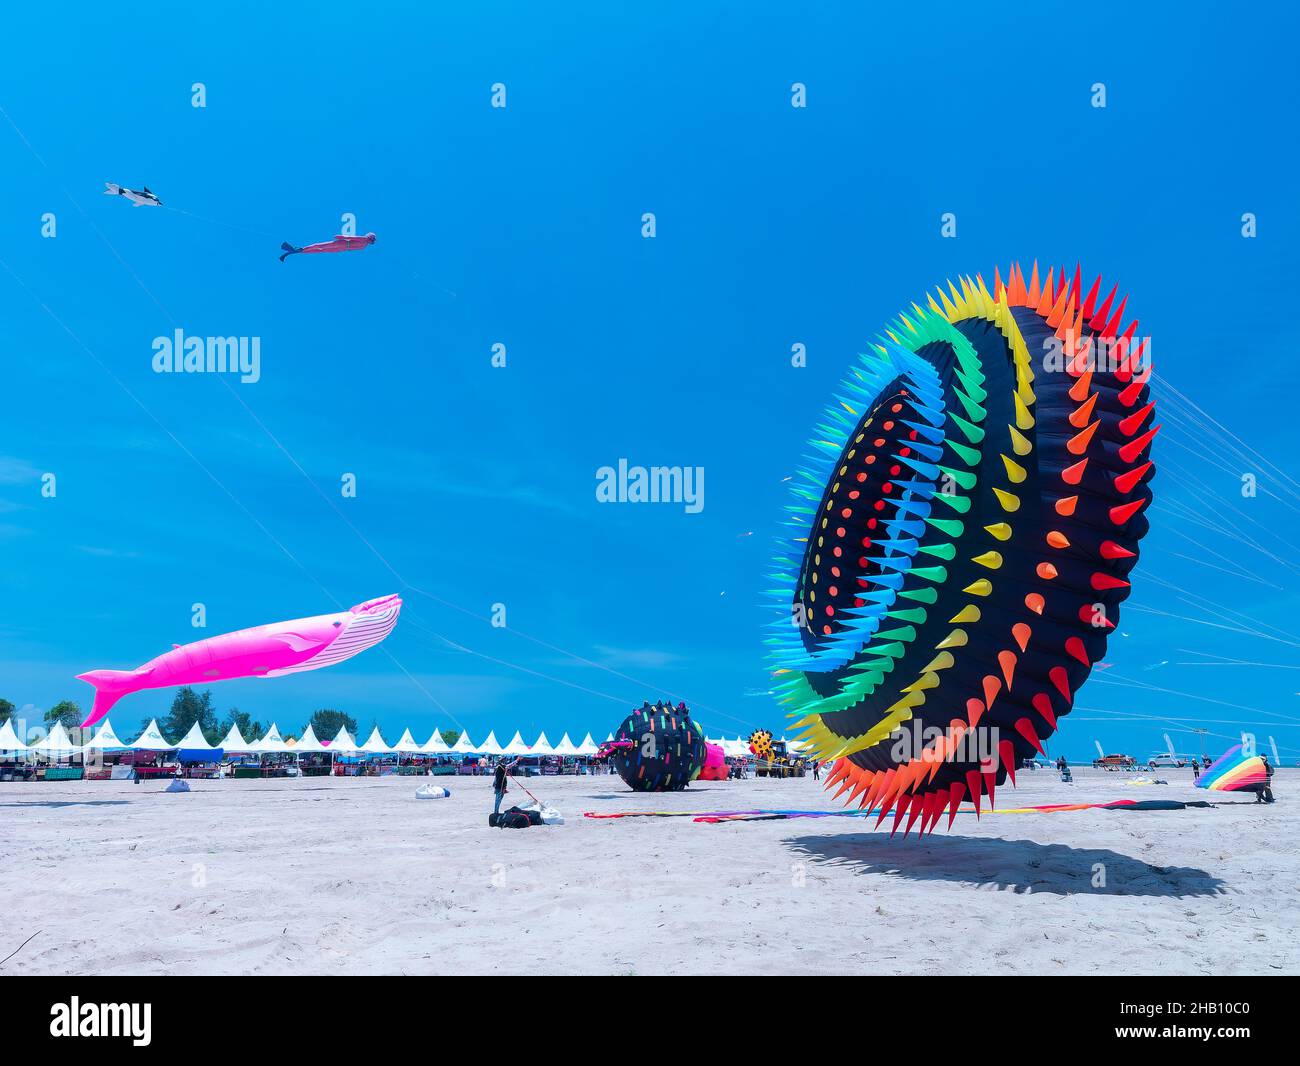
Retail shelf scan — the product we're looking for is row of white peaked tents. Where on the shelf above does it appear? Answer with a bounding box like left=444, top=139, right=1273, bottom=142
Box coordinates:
left=0, top=718, right=596, bottom=758
left=0, top=718, right=807, bottom=759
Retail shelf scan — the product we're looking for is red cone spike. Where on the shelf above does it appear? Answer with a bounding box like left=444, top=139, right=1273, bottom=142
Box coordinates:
left=1080, top=275, right=1101, bottom=319
left=1065, top=636, right=1090, bottom=665
left=965, top=769, right=983, bottom=816
left=1112, top=462, right=1154, bottom=496
left=1119, top=424, right=1161, bottom=464
left=1031, top=691, right=1058, bottom=729
left=1091, top=572, right=1132, bottom=591
left=1101, top=295, right=1128, bottom=338
left=1100, top=540, right=1136, bottom=560
left=1014, top=716, right=1046, bottom=754
left=1079, top=604, right=1115, bottom=629
left=1119, top=402, right=1156, bottom=437
left=998, top=739, right=1016, bottom=784
left=889, top=793, right=911, bottom=836
left=1110, top=498, right=1146, bottom=525
left=1090, top=284, right=1117, bottom=330
left=1049, top=665, right=1071, bottom=700
left=947, top=782, right=966, bottom=828
left=903, top=794, right=925, bottom=838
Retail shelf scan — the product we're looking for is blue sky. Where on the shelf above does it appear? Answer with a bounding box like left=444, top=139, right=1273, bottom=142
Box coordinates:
left=2, top=2, right=1299, bottom=760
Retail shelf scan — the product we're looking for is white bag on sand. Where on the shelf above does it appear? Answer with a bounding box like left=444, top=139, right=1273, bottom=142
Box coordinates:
left=164, top=779, right=191, bottom=793
left=521, top=800, right=564, bottom=825
left=415, top=784, right=450, bottom=799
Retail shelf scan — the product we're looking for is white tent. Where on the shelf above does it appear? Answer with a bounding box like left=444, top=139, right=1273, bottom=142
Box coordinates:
left=605, top=733, right=615, bottom=742
left=575, top=732, right=599, bottom=756
left=83, top=720, right=130, bottom=751
left=391, top=728, right=423, bottom=754
left=291, top=724, right=330, bottom=753
left=421, top=728, right=452, bottom=753
left=478, top=731, right=504, bottom=756
left=0, top=719, right=29, bottom=752
left=252, top=724, right=291, bottom=754
left=360, top=727, right=392, bottom=754
left=449, top=730, right=479, bottom=755
left=329, top=726, right=361, bottom=754
left=501, top=731, right=531, bottom=756
left=552, top=732, right=580, bottom=756
left=175, top=722, right=215, bottom=751
left=130, top=719, right=178, bottom=751
left=30, top=722, right=83, bottom=756
left=218, top=723, right=254, bottom=751
left=530, top=731, right=555, bottom=755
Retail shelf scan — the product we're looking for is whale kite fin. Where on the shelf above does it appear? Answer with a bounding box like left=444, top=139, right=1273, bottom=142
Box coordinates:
left=75, top=669, right=136, bottom=729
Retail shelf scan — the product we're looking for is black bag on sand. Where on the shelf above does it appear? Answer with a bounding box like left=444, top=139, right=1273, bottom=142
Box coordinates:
left=488, top=812, right=502, bottom=827
left=498, top=809, right=532, bottom=829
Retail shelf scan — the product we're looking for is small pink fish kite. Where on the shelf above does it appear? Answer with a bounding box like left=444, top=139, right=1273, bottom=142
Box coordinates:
left=280, top=232, right=376, bottom=262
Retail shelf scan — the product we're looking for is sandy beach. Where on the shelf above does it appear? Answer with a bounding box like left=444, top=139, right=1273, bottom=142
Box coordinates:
left=2, top=768, right=1296, bottom=976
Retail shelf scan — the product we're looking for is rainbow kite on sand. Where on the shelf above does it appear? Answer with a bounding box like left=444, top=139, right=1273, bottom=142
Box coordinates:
left=1195, top=745, right=1268, bottom=793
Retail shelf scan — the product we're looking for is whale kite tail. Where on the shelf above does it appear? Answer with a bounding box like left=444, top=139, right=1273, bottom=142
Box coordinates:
left=279, top=241, right=299, bottom=262
left=103, top=182, right=121, bottom=196
left=76, top=669, right=136, bottom=729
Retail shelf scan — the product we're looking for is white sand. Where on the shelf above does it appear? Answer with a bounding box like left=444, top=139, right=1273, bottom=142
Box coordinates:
left=1, top=767, right=1296, bottom=975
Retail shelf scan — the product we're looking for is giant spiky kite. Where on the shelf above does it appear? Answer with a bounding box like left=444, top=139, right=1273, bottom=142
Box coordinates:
left=768, top=263, right=1156, bottom=836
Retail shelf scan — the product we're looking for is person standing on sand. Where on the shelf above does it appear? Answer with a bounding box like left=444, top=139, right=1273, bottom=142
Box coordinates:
left=493, top=759, right=512, bottom=815
left=1257, top=754, right=1275, bottom=804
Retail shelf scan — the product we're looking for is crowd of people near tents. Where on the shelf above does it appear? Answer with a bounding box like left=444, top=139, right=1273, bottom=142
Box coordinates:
left=0, top=716, right=807, bottom=783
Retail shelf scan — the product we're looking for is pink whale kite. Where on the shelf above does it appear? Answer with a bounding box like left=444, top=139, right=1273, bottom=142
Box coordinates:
left=76, top=594, right=402, bottom=729
left=280, top=232, right=376, bottom=262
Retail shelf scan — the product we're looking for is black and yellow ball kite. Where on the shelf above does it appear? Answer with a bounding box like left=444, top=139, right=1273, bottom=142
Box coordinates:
left=769, top=264, right=1155, bottom=836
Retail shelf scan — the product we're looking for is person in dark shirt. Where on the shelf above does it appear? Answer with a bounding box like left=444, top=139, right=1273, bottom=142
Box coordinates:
left=1258, top=754, right=1275, bottom=804
left=493, top=759, right=518, bottom=815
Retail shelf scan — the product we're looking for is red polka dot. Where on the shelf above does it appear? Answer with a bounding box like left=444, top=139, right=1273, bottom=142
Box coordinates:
left=900, top=447, right=911, bottom=457
left=909, top=431, right=918, bottom=440
left=828, top=586, right=838, bottom=597
left=858, top=556, right=868, bottom=566
left=825, top=605, right=835, bottom=617
left=865, top=455, right=877, bottom=465
left=868, top=518, right=878, bottom=529
left=831, top=566, right=840, bottom=577
left=860, top=537, right=872, bottom=548
left=840, top=508, right=852, bottom=519
left=856, top=472, right=867, bottom=482
left=835, top=526, right=845, bottom=537
left=891, top=403, right=902, bottom=413
left=832, top=546, right=842, bottom=557
left=855, top=598, right=864, bottom=607
left=874, top=500, right=885, bottom=510
left=874, top=438, right=885, bottom=447
left=883, top=421, right=894, bottom=431
left=822, top=625, right=832, bottom=635
left=890, top=465, right=901, bottom=476
left=848, top=490, right=859, bottom=500
left=882, top=483, right=893, bottom=494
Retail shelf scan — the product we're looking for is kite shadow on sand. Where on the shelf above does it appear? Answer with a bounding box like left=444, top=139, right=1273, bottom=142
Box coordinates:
left=788, top=834, right=1228, bottom=898
left=0, top=799, right=133, bottom=810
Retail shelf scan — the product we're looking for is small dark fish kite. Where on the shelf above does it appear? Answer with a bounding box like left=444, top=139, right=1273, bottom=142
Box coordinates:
left=280, top=232, right=376, bottom=262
